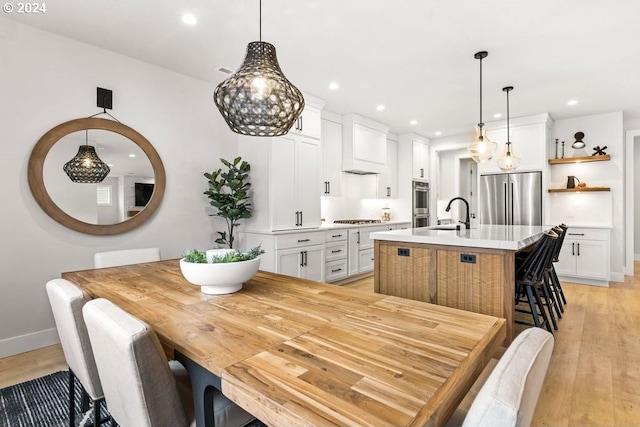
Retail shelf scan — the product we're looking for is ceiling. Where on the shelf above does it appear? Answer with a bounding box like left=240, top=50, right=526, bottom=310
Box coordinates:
left=8, top=0, right=640, bottom=138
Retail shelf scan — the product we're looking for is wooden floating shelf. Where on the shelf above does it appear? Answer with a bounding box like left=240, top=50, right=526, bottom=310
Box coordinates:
left=548, top=154, right=611, bottom=165
left=548, top=187, right=610, bottom=193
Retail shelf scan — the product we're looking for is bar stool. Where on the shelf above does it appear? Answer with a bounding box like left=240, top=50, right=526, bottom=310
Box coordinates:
left=515, top=231, right=557, bottom=333
left=548, top=224, right=568, bottom=308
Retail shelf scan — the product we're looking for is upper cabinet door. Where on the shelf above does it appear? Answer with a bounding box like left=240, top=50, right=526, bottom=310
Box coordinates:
left=412, top=140, right=429, bottom=180
left=292, top=105, right=322, bottom=139
left=321, top=119, right=342, bottom=197
left=296, top=136, right=321, bottom=228
left=271, top=135, right=298, bottom=230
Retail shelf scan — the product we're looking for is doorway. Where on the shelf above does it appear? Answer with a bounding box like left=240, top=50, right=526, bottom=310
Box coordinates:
left=457, top=157, right=478, bottom=223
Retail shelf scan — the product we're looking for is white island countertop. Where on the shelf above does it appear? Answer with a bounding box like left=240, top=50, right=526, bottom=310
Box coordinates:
left=370, top=224, right=549, bottom=251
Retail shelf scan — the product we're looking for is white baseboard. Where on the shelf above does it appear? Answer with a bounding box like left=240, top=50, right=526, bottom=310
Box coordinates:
left=610, top=272, right=625, bottom=283
left=0, top=328, right=60, bottom=359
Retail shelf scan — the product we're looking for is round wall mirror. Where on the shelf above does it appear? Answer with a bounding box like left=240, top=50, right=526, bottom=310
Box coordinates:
left=28, top=118, right=166, bottom=235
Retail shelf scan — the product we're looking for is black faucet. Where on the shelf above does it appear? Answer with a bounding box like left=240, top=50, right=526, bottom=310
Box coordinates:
left=445, top=197, right=471, bottom=229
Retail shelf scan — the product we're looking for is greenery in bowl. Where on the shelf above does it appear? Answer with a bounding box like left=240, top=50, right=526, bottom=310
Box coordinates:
left=183, top=245, right=264, bottom=264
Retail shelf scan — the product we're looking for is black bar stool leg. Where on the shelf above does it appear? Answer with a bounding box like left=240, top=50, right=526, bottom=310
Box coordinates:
left=68, top=370, right=76, bottom=427
left=532, top=285, right=553, bottom=333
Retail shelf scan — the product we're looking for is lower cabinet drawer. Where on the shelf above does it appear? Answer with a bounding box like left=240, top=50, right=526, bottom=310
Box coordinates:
left=275, top=232, right=324, bottom=250
left=325, top=259, right=348, bottom=282
left=326, top=241, right=348, bottom=262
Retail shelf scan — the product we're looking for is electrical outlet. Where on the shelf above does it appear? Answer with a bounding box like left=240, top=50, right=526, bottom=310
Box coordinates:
left=398, top=248, right=410, bottom=257
left=460, top=253, right=476, bottom=263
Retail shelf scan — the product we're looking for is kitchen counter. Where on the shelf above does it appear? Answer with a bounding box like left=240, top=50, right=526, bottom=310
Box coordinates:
left=242, top=220, right=411, bottom=235
left=373, top=224, right=548, bottom=344
left=370, top=224, right=547, bottom=250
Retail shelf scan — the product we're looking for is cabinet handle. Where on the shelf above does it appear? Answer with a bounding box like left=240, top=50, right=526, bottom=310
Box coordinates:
left=331, top=234, right=343, bottom=238
left=420, top=168, right=424, bottom=178
left=294, top=211, right=299, bottom=226
left=304, top=250, right=308, bottom=266
left=331, top=268, right=342, bottom=273
left=386, top=186, right=391, bottom=197
left=300, top=251, right=304, bottom=267
left=568, top=233, right=585, bottom=236
left=577, top=243, right=580, bottom=256
left=357, top=231, right=360, bottom=244
left=299, top=116, right=303, bottom=131
left=331, top=249, right=342, bottom=253
left=298, top=239, right=311, bottom=243
left=324, top=181, right=329, bottom=194
left=572, top=242, right=575, bottom=256
left=300, top=211, right=303, bottom=226
left=371, top=257, right=374, bottom=261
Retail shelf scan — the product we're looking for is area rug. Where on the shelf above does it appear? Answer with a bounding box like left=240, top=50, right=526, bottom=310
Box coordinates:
left=0, top=370, right=104, bottom=427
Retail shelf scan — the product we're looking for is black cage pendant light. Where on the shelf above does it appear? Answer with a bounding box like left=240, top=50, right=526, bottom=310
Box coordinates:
left=468, top=51, right=498, bottom=163
left=63, top=130, right=110, bottom=183
left=497, top=86, right=520, bottom=171
left=214, top=0, right=305, bottom=137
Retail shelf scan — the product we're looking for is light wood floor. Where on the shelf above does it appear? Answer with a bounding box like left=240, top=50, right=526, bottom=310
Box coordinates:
left=2, top=267, right=639, bottom=426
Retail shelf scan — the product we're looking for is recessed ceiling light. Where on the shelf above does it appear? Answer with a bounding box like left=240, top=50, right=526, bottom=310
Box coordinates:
left=182, top=13, right=197, bottom=26
left=434, top=131, right=442, bottom=136
left=493, top=113, right=502, bottom=118
left=567, top=99, right=578, bottom=106
left=129, top=154, right=136, bottom=158
left=328, top=82, right=339, bottom=91
left=409, top=120, right=418, bottom=125
left=376, top=104, right=385, bottom=111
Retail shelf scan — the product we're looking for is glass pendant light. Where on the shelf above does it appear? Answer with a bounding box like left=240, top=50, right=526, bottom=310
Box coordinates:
left=468, top=51, right=498, bottom=163
left=63, top=130, right=110, bottom=183
left=214, top=0, right=304, bottom=137
left=497, top=86, right=520, bottom=171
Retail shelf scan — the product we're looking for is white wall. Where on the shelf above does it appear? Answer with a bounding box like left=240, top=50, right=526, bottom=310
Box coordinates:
left=0, top=18, right=238, bottom=357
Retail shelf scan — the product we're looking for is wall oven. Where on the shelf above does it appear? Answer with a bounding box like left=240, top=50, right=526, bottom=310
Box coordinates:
left=412, top=181, right=430, bottom=228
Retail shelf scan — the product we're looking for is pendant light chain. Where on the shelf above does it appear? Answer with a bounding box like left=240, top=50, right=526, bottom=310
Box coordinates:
left=259, top=0, right=261, bottom=42
left=506, top=87, right=510, bottom=145
left=479, top=54, right=483, bottom=127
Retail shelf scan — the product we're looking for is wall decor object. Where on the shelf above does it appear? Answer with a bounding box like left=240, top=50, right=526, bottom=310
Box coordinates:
left=572, top=131, right=586, bottom=149
left=497, top=86, right=520, bottom=171
left=592, top=145, right=608, bottom=155
left=561, top=141, right=565, bottom=158
left=554, top=138, right=559, bottom=159
left=28, top=117, right=165, bottom=235
left=213, top=0, right=304, bottom=137
left=468, top=51, right=498, bottom=163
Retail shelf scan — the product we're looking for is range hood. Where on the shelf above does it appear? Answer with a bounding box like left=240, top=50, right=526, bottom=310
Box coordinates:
left=342, top=114, right=389, bottom=174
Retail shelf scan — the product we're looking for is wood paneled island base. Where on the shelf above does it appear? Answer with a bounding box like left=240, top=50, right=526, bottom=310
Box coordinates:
left=372, top=225, right=547, bottom=344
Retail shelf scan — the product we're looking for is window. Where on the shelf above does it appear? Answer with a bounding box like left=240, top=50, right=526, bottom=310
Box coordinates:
left=97, top=185, right=112, bottom=206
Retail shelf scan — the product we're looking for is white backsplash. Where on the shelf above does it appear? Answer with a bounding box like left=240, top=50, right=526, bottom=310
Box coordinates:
left=548, top=191, right=613, bottom=227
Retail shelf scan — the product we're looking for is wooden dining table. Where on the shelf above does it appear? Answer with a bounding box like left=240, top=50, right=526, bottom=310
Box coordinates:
left=63, top=260, right=506, bottom=427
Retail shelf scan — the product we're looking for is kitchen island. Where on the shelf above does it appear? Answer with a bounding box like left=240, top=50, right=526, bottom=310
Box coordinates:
left=371, top=224, right=547, bottom=343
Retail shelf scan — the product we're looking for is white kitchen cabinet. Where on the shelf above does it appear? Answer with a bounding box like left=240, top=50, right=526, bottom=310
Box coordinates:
left=348, top=225, right=395, bottom=275
left=412, top=139, right=429, bottom=180
left=291, top=104, right=322, bottom=139
left=276, top=244, right=325, bottom=282
left=321, top=118, right=342, bottom=196
left=481, top=113, right=552, bottom=174
left=361, top=137, right=398, bottom=199
left=324, top=229, right=348, bottom=282
left=239, top=132, right=321, bottom=231
left=554, top=227, right=610, bottom=286
left=342, top=114, right=389, bottom=174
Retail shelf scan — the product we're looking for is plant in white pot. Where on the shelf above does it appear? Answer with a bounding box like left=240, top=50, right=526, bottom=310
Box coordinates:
left=204, top=157, right=252, bottom=249
left=179, top=246, right=264, bottom=294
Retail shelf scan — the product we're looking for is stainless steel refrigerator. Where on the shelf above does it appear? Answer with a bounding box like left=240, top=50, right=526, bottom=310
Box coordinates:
left=479, top=171, right=542, bottom=226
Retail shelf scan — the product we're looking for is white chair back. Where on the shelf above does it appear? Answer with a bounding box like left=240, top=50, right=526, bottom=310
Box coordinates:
left=83, top=298, right=189, bottom=427
left=94, top=247, right=160, bottom=268
left=45, top=279, right=103, bottom=399
left=462, top=327, right=554, bottom=427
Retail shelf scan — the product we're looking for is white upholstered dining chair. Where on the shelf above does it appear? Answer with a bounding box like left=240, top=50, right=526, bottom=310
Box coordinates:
left=447, top=327, right=554, bottom=427
left=45, top=278, right=105, bottom=427
left=82, top=298, right=254, bottom=427
left=93, top=247, right=161, bottom=268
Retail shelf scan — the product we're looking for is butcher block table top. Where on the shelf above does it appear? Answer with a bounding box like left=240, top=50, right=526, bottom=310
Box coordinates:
left=63, top=260, right=505, bottom=427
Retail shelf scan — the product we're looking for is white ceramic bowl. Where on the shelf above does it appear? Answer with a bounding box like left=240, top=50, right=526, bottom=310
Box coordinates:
left=179, top=256, right=261, bottom=295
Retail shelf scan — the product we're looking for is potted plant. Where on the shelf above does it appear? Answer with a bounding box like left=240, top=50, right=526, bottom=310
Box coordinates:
left=179, top=246, right=264, bottom=294
left=204, top=157, right=252, bottom=249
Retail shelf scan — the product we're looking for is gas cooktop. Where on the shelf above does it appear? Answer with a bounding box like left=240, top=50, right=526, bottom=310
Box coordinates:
left=333, top=219, right=382, bottom=225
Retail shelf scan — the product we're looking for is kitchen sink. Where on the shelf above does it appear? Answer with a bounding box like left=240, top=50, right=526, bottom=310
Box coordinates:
left=426, top=225, right=461, bottom=231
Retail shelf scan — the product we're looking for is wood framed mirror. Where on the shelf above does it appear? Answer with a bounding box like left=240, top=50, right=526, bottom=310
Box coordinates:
left=28, top=117, right=166, bottom=235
